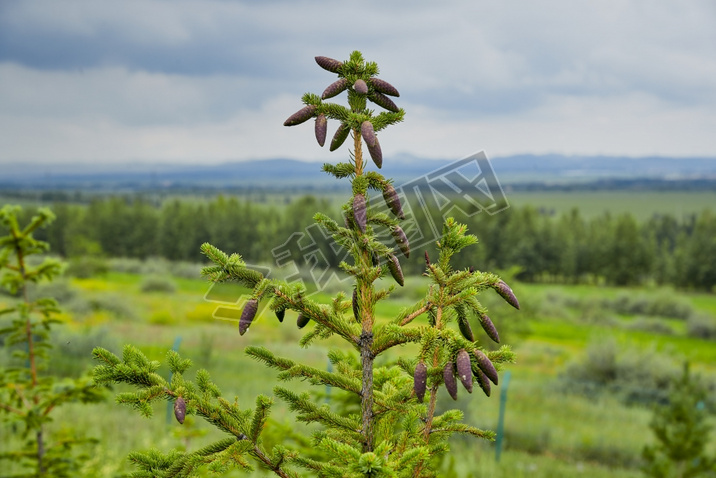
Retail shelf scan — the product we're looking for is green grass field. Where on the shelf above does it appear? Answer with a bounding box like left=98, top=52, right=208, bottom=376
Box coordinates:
left=3, top=269, right=715, bottom=477
left=504, top=190, right=716, bottom=220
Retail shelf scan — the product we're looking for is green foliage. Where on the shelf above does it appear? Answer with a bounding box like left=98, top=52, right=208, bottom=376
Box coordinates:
left=642, top=363, right=716, bottom=477
left=0, top=205, right=105, bottom=477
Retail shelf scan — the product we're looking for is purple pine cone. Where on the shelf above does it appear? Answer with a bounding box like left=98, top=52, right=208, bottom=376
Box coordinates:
left=369, top=78, right=400, bottom=97
left=443, top=361, right=458, bottom=401
left=457, top=313, right=474, bottom=342
left=478, top=312, right=500, bottom=343
left=315, top=56, right=342, bottom=73
left=382, top=183, right=405, bottom=219
left=387, top=254, right=404, bottom=287
left=494, top=280, right=520, bottom=310
left=360, top=120, right=382, bottom=168
left=391, top=226, right=410, bottom=258
left=368, top=92, right=399, bottom=112
left=296, top=313, right=310, bottom=329
left=314, top=114, right=327, bottom=147
left=283, top=105, right=317, bottom=126
left=322, top=78, right=349, bottom=99
left=474, top=349, right=498, bottom=385
left=472, top=366, right=491, bottom=397
left=239, top=299, right=258, bottom=336
left=366, top=136, right=382, bottom=169
left=361, top=121, right=377, bottom=147
left=174, top=397, right=186, bottom=424
left=330, top=123, right=350, bottom=151
left=456, top=349, right=473, bottom=393
left=275, top=308, right=285, bottom=323
left=414, top=362, right=428, bottom=403
left=354, top=79, right=368, bottom=94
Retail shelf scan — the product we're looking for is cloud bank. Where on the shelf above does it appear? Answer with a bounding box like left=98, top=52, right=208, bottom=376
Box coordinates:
left=1, top=0, right=715, bottom=163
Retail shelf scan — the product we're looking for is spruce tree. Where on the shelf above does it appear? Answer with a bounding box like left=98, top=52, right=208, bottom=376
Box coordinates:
left=0, top=205, right=104, bottom=477
left=92, top=51, right=518, bottom=477
left=642, top=363, right=716, bottom=478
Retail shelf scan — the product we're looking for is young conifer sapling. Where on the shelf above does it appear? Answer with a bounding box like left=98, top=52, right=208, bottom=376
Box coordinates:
left=92, top=51, right=518, bottom=477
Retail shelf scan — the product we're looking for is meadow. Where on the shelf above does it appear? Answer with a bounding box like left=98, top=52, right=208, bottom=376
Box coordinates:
left=2, top=262, right=715, bottom=477
left=505, top=190, right=716, bottom=220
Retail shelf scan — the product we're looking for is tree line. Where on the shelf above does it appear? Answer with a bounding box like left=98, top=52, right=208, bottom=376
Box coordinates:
left=22, top=194, right=716, bottom=291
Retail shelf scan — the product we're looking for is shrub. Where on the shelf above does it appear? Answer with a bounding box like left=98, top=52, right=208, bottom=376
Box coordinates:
left=687, top=313, right=716, bottom=341
left=148, top=309, right=177, bottom=326
left=140, top=275, right=177, bottom=293
left=65, top=256, right=109, bottom=278
left=560, top=338, right=678, bottom=406
left=624, top=317, right=675, bottom=336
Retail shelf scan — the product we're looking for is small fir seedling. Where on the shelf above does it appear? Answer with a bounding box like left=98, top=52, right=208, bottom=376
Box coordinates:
left=0, top=205, right=104, bottom=477
left=93, top=51, right=518, bottom=477
left=642, top=363, right=716, bottom=478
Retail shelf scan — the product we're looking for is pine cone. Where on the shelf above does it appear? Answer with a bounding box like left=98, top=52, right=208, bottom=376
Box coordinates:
left=275, top=308, right=285, bottom=323
left=494, top=280, right=520, bottom=310
left=322, top=78, right=349, bottom=99
left=174, top=397, right=186, bottom=424
left=296, top=313, right=310, bottom=329
left=354, top=79, right=368, bottom=94
left=361, top=120, right=377, bottom=147
left=315, top=114, right=327, bottom=147
left=239, top=299, right=258, bottom=336
left=353, top=193, right=367, bottom=233
left=330, top=123, right=350, bottom=151
left=369, top=78, right=400, bottom=97
left=478, top=312, right=499, bottom=343
left=283, top=105, right=317, bottom=126
left=443, top=361, right=458, bottom=400
left=387, top=254, right=404, bottom=286
left=414, top=362, right=428, bottom=402
left=456, top=349, right=473, bottom=393
left=457, top=313, right=474, bottom=342
left=473, top=349, right=498, bottom=385
left=472, top=366, right=491, bottom=397
left=360, top=121, right=382, bottom=168
left=391, top=226, right=410, bottom=258
left=368, top=92, right=399, bottom=112
left=315, top=56, right=342, bottom=73
left=382, top=183, right=404, bottom=219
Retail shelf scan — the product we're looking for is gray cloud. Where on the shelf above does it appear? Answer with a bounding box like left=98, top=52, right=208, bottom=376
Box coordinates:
left=1, top=0, right=715, bottom=163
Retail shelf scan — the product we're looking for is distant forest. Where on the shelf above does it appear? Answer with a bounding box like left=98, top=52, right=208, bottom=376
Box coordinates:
left=17, top=194, right=716, bottom=292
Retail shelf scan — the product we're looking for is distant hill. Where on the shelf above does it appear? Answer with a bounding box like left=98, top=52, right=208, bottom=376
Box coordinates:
left=2, top=154, right=716, bottom=191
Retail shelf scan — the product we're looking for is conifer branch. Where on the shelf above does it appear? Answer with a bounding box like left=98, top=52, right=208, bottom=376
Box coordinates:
left=397, top=301, right=431, bottom=326
left=274, top=387, right=362, bottom=438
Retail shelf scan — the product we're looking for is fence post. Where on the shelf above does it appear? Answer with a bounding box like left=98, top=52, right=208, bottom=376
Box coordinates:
left=495, top=370, right=511, bottom=463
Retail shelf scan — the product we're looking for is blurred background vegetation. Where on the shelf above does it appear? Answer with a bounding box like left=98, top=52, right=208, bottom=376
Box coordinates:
left=1, top=181, right=715, bottom=477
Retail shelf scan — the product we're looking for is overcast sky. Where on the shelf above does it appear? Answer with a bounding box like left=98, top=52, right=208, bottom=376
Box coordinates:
left=1, top=0, right=715, bottom=165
